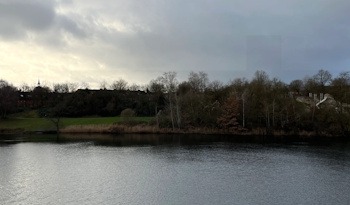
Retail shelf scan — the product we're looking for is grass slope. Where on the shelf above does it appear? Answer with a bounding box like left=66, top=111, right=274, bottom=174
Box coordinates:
left=0, top=116, right=152, bottom=132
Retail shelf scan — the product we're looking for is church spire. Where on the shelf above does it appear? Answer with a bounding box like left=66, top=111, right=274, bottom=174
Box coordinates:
left=37, top=79, right=41, bottom=87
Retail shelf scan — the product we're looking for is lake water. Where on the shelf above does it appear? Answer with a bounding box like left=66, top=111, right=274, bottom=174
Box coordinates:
left=1, top=134, right=350, bottom=205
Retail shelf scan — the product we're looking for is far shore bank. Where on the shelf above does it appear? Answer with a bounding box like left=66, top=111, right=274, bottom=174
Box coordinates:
left=1, top=124, right=349, bottom=140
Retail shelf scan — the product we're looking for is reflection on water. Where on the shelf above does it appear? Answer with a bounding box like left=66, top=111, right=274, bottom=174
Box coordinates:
left=58, top=133, right=350, bottom=147
left=2, top=133, right=348, bottom=146
left=0, top=134, right=350, bottom=204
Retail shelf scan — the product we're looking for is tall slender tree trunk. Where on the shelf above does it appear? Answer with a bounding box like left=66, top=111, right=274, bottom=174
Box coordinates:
left=266, top=106, right=270, bottom=128
left=242, top=97, right=245, bottom=128
left=272, top=99, right=275, bottom=127
left=49, top=117, right=61, bottom=134
left=311, top=103, right=316, bottom=122
left=175, top=93, right=181, bottom=129
left=265, top=105, right=270, bottom=134
left=169, top=94, right=175, bottom=130
left=155, top=105, right=159, bottom=128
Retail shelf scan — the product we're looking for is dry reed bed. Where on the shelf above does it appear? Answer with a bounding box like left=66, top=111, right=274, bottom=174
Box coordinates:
left=61, top=124, right=227, bottom=134
left=60, top=124, right=319, bottom=136
left=61, top=124, right=171, bottom=134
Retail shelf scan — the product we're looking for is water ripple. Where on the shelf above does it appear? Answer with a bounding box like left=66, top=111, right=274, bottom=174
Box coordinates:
left=0, top=141, right=349, bottom=204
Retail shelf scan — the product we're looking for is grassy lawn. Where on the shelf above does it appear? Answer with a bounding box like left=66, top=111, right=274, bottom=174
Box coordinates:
left=0, top=116, right=153, bottom=132
left=61, top=117, right=151, bottom=126
left=0, top=118, right=52, bottom=131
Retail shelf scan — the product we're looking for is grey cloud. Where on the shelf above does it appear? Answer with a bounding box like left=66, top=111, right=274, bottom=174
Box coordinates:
left=0, top=0, right=87, bottom=41
left=153, top=0, right=350, bottom=81
left=275, top=1, right=350, bottom=80
left=3, top=0, right=350, bottom=84
left=82, top=1, right=258, bottom=81
left=0, top=1, right=55, bottom=33
left=56, top=15, right=87, bottom=38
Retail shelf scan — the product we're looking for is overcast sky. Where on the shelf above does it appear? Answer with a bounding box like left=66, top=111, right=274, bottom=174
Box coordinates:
left=1, top=0, right=349, bottom=88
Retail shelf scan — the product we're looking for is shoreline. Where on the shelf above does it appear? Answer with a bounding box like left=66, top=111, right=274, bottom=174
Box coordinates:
left=1, top=124, right=348, bottom=140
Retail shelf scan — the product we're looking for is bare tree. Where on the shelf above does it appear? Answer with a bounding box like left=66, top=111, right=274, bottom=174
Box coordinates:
left=208, top=80, right=224, bottom=92
left=128, top=83, right=140, bottom=91
left=289, top=79, right=304, bottom=93
left=312, top=69, right=332, bottom=93
left=149, top=79, right=165, bottom=93
left=111, top=78, right=128, bottom=90
left=303, top=76, right=318, bottom=93
left=80, top=82, right=90, bottom=90
left=313, top=69, right=332, bottom=86
left=44, top=103, right=65, bottom=134
left=188, top=71, right=209, bottom=92
left=68, top=83, right=78, bottom=93
left=159, top=72, right=179, bottom=130
left=249, top=70, right=272, bottom=131
left=20, top=83, right=32, bottom=92
left=53, top=83, right=69, bottom=93
left=160, top=72, right=178, bottom=93
left=148, top=79, right=165, bottom=128
left=331, top=71, right=350, bottom=104
left=99, top=80, right=108, bottom=90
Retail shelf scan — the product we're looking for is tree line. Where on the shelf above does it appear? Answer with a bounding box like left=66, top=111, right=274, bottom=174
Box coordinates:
left=1, top=69, right=350, bottom=136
